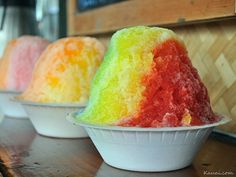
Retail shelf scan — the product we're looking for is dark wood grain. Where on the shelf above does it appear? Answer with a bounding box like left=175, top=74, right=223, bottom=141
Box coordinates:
left=0, top=117, right=235, bottom=177
left=0, top=118, right=102, bottom=177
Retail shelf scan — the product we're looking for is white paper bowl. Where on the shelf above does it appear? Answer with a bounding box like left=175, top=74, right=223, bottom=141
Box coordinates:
left=67, top=113, right=230, bottom=172
left=0, top=90, right=27, bottom=118
left=17, top=100, right=88, bottom=138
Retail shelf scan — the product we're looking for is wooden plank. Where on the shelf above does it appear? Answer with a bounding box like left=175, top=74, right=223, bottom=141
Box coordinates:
left=67, top=0, right=77, bottom=35
left=0, top=118, right=235, bottom=176
left=235, top=0, right=236, bottom=13
left=68, top=0, right=236, bottom=35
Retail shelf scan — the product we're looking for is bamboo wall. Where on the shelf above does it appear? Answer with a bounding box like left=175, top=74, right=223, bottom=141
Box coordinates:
left=173, top=20, right=236, bottom=133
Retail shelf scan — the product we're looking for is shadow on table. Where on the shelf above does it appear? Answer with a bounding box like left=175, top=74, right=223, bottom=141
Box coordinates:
left=95, top=162, right=199, bottom=177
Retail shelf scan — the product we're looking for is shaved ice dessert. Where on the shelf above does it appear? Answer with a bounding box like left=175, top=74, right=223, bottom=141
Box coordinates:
left=76, top=26, right=219, bottom=127
left=69, top=26, right=229, bottom=172
left=19, top=37, right=105, bottom=104
left=0, top=36, right=49, bottom=91
left=16, top=37, right=105, bottom=137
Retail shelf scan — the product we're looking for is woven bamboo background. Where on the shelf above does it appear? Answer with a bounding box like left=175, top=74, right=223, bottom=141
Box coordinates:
left=173, top=19, right=236, bottom=133
left=97, top=19, right=236, bottom=133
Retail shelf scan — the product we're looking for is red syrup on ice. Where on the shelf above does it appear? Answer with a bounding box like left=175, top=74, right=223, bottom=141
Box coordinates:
left=119, top=39, right=217, bottom=127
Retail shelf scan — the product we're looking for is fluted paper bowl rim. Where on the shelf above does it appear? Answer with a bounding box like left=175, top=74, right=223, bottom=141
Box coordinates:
left=67, top=112, right=230, bottom=132
left=13, top=97, right=86, bottom=108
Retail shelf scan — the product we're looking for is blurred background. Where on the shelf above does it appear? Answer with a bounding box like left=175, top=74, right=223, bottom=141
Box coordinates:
left=0, top=1, right=235, bottom=176
left=0, top=0, right=235, bottom=135
left=0, top=0, right=65, bottom=56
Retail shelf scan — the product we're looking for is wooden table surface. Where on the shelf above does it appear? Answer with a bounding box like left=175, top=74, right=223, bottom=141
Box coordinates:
left=0, top=117, right=235, bottom=177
